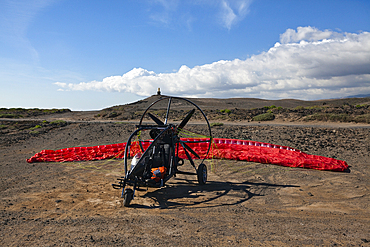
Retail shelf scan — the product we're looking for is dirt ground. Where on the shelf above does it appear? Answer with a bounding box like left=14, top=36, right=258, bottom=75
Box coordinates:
left=1, top=115, right=370, bottom=246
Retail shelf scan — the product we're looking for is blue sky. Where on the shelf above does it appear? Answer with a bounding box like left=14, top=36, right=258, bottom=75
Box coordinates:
left=1, top=0, right=369, bottom=110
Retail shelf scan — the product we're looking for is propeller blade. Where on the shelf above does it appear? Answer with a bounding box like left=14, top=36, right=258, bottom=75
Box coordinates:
left=148, top=113, right=164, bottom=125
left=181, top=141, right=200, bottom=159
left=182, top=146, right=196, bottom=168
left=178, top=109, right=195, bottom=129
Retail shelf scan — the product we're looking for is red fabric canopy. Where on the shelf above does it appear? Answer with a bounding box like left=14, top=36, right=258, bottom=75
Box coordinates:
left=27, top=138, right=348, bottom=172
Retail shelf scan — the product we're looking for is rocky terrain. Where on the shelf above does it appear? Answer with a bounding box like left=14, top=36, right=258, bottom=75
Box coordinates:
left=1, top=96, right=369, bottom=246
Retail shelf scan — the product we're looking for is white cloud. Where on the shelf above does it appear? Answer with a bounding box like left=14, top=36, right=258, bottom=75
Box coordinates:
left=56, top=27, right=370, bottom=100
left=148, top=0, right=180, bottom=25
left=219, top=0, right=253, bottom=30
left=147, top=0, right=252, bottom=30
left=279, top=26, right=336, bottom=43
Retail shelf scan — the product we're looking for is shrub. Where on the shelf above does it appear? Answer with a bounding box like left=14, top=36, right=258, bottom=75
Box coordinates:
left=8, top=108, right=23, bottom=111
left=29, top=125, right=42, bottom=130
left=29, top=130, right=40, bottom=135
left=264, top=105, right=277, bottom=110
left=305, top=113, right=352, bottom=122
left=304, top=113, right=326, bottom=121
left=42, top=108, right=71, bottom=113
left=252, top=112, right=275, bottom=121
left=328, top=113, right=351, bottom=122
left=354, top=114, right=370, bottom=123
left=220, top=109, right=231, bottom=114
left=270, top=106, right=283, bottom=112
left=50, top=120, right=67, bottom=126
left=355, top=104, right=369, bottom=109
left=306, top=105, right=325, bottom=110
left=0, top=113, right=19, bottom=118
left=294, top=106, right=305, bottom=110
left=210, top=122, right=224, bottom=127
left=108, top=111, right=119, bottom=118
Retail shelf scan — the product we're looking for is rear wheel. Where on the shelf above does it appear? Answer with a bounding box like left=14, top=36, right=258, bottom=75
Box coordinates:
left=123, top=188, right=134, bottom=207
left=197, top=163, right=207, bottom=185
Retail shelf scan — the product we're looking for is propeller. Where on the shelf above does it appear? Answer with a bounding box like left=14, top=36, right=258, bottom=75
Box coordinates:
left=182, top=145, right=196, bottom=168
left=178, top=109, right=195, bottom=130
left=178, top=109, right=200, bottom=161
left=180, top=141, right=200, bottom=159
left=148, top=112, right=164, bottom=125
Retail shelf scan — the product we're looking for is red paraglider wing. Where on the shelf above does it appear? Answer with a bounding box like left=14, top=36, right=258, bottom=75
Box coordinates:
left=27, top=138, right=349, bottom=172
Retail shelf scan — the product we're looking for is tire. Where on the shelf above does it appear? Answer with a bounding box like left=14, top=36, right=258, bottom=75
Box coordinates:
left=123, top=188, right=134, bottom=207
left=197, top=163, right=207, bottom=185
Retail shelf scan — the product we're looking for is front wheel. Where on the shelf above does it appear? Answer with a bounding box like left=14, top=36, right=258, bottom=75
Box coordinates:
left=123, top=188, right=134, bottom=207
left=197, top=163, right=207, bottom=185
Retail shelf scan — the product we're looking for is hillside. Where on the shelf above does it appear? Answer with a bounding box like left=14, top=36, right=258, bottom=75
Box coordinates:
left=96, top=95, right=370, bottom=124
left=1, top=96, right=369, bottom=124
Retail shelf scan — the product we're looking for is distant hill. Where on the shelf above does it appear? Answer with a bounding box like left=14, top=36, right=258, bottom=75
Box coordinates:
left=93, top=95, right=370, bottom=123
left=102, top=95, right=370, bottom=112
left=2, top=95, right=368, bottom=123
left=346, top=94, right=370, bottom=98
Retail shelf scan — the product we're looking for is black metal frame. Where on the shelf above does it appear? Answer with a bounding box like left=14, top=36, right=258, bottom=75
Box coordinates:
left=112, top=96, right=212, bottom=206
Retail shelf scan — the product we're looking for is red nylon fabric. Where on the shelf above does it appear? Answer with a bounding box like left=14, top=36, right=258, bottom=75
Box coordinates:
left=26, top=138, right=348, bottom=172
